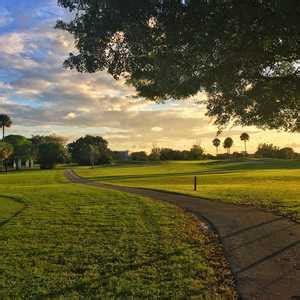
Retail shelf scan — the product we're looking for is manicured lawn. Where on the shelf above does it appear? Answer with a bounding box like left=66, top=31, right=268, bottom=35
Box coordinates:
left=76, top=159, right=300, bottom=221
left=0, top=197, right=24, bottom=223
left=0, top=169, right=235, bottom=298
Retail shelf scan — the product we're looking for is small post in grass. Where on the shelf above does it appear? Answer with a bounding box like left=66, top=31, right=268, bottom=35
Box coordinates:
left=194, top=176, right=197, bottom=191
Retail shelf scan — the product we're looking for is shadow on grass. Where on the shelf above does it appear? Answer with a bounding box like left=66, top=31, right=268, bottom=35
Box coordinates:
left=201, top=158, right=300, bottom=171
left=0, top=195, right=27, bottom=228
left=87, top=170, right=238, bottom=182
left=85, top=159, right=300, bottom=183
left=236, top=240, right=300, bottom=275
left=41, top=250, right=200, bottom=298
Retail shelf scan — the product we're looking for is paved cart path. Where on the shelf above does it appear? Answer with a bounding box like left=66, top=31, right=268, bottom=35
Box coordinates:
left=65, top=169, right=300, bottom=300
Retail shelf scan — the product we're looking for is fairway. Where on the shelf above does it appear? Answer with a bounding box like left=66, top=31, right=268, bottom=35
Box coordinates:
left=76, top=159, right=300, bottom=221
left=0, top=169, right=235, bottom=298
left=0, top=197, right=24, bottom=224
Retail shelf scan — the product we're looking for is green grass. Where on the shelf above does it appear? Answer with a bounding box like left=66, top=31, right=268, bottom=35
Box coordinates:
left=76, top=159, right=300, bottom=221
left=0, top=169, right=235, bottom=298
left=0, top=197, right=24, bottom=223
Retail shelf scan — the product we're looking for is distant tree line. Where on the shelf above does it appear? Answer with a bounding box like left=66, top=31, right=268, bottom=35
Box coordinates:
left=131, top=144, right=206, bottom=162
left=255, top=144, right=298, bottom=160
left=129, top=133, right=299, bottom=161
left=0, top=115, right=114, bottom=171
left=0, top=114, right=299, bottom=172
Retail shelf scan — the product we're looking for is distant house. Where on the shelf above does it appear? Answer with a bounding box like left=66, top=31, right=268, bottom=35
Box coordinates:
left=112, top=151, right=130, bottom=161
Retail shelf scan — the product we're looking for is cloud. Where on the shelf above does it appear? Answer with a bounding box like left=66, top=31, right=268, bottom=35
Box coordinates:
left=0, top=32, right=26, bottom=55
left=0, top=8, right=13, bottom=28
left=151, top=127, right=163, bottom=132
left=64, top=112, right=77, bottom=120
left=0, top=20, right=300, bottom=153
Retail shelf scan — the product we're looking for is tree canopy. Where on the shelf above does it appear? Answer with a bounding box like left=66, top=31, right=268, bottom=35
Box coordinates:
left=189, top=145, right=204, bottom=160
left=68, top=135, right=111, bottom=165
left=39, top=143, right=68, bottom=169
left=0, top=142, right=13, bottom=173
left=4, top=135, right=35, bottom=162
left=0, top=114, right=12, bottom=140
left=0, top=142, right=13, bottom=161
left=212, top=138, right=221, bottom=148
left=57, top=0, right=300, bottom=131
left=240, top=133, right=250, bottom=142
left=30, top=135, right=67, bottom=146
left=255, top=143, right=280, bottom=158
left=223, top=137, right=233, bottom=154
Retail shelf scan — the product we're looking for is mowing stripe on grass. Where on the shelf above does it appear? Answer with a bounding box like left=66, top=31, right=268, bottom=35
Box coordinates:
left=0, top=196, right=27, bottom=228
left=65, top=168, right=300, bottom=300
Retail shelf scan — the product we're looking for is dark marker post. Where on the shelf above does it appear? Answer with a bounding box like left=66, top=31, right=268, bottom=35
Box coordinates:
left=194, top=176, right=197, bottom=191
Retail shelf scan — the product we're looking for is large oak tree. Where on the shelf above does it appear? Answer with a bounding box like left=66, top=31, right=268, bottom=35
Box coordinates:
left=56, top=0, right=300, bottom=131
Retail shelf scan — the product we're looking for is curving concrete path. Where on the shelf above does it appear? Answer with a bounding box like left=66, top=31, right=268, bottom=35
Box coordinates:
left=65, top=169, right=300, bottom=300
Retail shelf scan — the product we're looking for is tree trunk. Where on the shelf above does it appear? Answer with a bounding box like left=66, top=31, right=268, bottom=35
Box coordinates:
left=2, top=125, right=4, bottom=141
left=4, top=160, right=7, bottom=173
left=244, top=141, right=247, bottom=153
left=90, top=156, right=94, bottom=169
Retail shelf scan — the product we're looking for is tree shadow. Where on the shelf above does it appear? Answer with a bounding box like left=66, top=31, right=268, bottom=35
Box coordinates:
left=235, top=240, right=300, bottom=275
left=87, top=159, right=300, bottom=183
left=0, top=195, right=27, bottom=228
left=39, top=250, right=189, bottom=298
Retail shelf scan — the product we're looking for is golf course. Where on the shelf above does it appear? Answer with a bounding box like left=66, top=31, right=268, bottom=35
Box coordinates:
left=1, top=158, right=299, bottom=298
left=1, top=1, right=300, bottom=298
left=76, top=158, right=300, bottom=222
left=0, top=168, right=235, bottom=298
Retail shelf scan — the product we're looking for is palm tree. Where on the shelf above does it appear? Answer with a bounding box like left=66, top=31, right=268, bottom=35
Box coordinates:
left=0, top=142, right=13, bottom=173
left=0, top=114, right=12, bottom=141
left=212, top=138, right=221, bottom=156
left=240, top=132, right=250, bottom=153
left=223, top=137, right=233, bottom=155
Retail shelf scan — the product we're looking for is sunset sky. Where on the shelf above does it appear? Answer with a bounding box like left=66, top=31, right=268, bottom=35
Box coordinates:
left=0, top=0, right=299, bottom=154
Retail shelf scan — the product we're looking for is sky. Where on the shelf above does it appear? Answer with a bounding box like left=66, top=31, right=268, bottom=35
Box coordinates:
left=0, top=0, right=299, bottom=154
